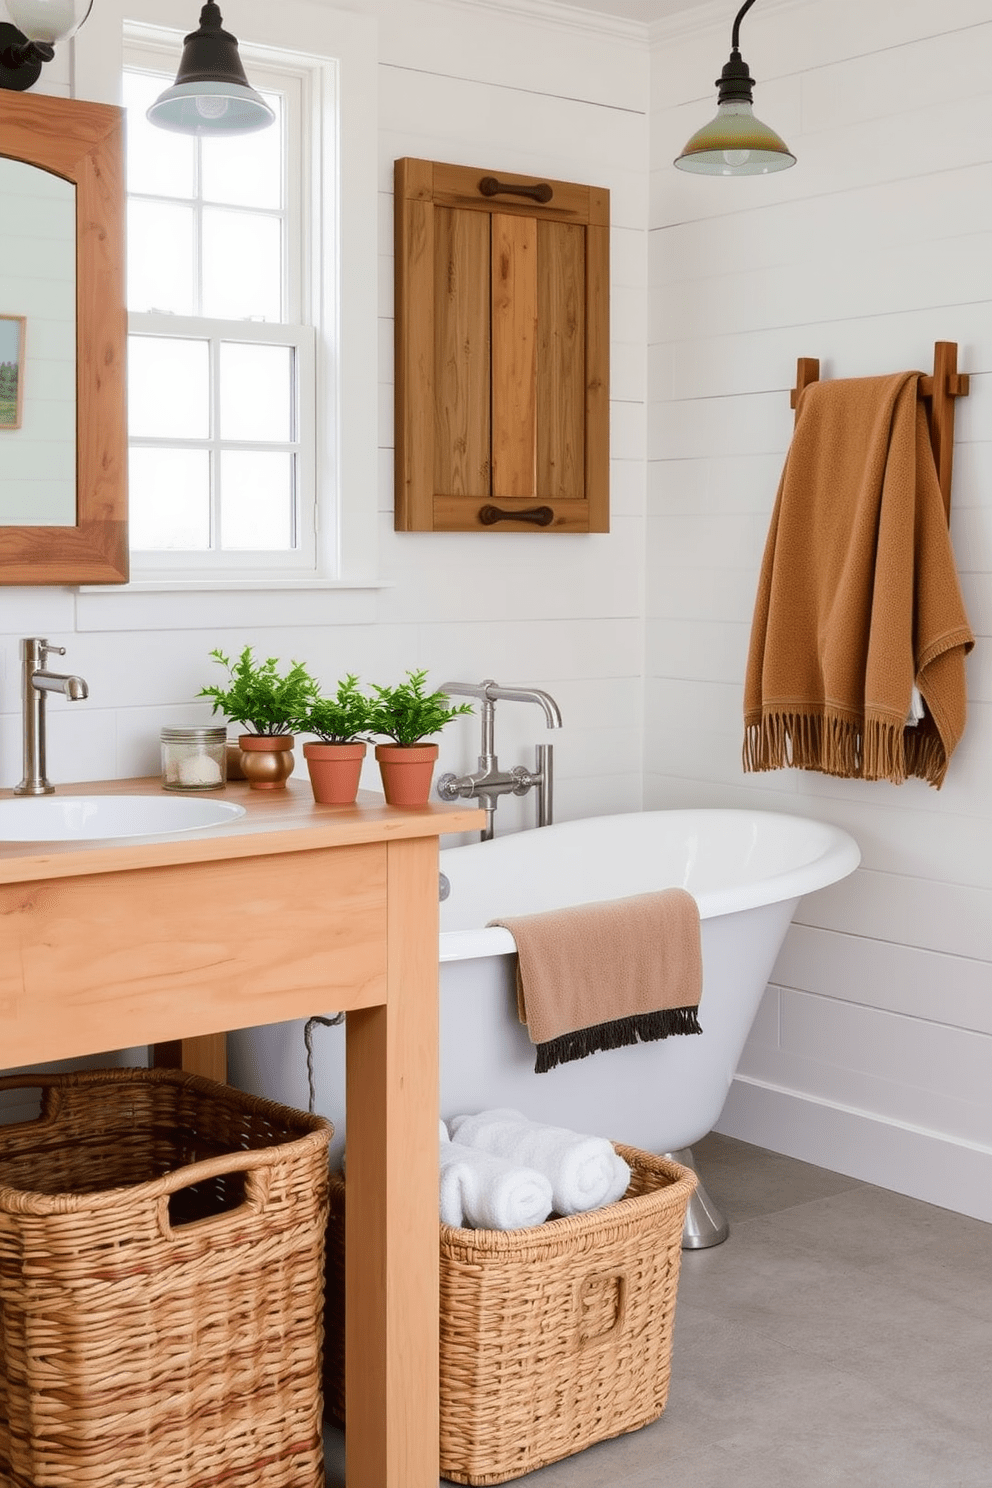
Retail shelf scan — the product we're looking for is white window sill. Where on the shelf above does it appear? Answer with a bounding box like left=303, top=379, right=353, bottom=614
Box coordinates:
left=79, top=577, right=394, bottom=593
left=73, top=575, right=391, bottom=630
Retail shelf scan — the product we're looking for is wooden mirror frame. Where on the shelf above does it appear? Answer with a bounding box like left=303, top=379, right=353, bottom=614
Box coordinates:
left=0, top=92, right=127, bottom=585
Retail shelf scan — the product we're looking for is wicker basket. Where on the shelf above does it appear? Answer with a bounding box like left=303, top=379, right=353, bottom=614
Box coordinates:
left=0, top=1067, right=332, bottom=1488
left=325, top=1143, right=697, bottom=1485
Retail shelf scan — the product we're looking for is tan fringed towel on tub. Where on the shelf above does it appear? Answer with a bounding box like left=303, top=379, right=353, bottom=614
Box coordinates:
left=488, top=889, right=702, bottom=1074
left=744, top=372, right=974, bottom=787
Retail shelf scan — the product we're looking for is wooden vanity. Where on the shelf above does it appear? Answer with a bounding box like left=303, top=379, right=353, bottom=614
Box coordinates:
left=0, top=776, right=484, bottom=1488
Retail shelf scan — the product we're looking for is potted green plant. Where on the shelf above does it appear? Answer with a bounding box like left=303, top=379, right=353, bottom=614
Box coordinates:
left=368, top=670, right=473, bottom=807
left=198, top=646, right=319, bottom=790
left=296, top=675, right=372, bottom=806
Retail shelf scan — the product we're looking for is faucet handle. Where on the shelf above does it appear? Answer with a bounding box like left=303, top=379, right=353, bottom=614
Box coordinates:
left=43, top=643, right=66, bottom=659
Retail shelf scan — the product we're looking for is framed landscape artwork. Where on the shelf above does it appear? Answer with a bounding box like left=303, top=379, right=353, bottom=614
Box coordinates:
left=0, top=316, right=25, bottom=430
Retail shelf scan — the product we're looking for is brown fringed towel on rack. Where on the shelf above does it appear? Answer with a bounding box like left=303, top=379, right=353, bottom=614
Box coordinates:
left=744, top=372, right=974, bottom=787
left=488, top=889, right=702, bottom=1074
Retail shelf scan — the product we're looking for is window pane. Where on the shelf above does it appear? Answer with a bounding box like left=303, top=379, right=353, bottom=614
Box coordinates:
left=219, top=342, right=292, bottom=442
left=129, top=336, right=210, bottom=439
left=220, top=451, right=294, bottom=549
left=123, top=70, right=195, bottom=200
left=201, top=92, right=283, bottom=209
left=127, top=200, right=195, bottom=314
left=202, top=208, right=281, bottom=321
left=130, top=447, right=210, bottom=549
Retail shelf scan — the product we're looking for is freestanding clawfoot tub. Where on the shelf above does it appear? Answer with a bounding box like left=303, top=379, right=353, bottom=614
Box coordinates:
left=434, top=808, right=860, bottom=1244
left=230, top=808, right=859, bottom=1245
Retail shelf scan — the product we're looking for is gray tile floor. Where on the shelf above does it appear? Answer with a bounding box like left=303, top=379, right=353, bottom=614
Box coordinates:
left=324, top=1132, right=992, bottom=1486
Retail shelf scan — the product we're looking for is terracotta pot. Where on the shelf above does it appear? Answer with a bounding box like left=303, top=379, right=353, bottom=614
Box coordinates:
left=303, top=740, right=367, bottom=805
left=374, top=743, right=439, bottom=808
left=238, top=733, right=295, bottom=790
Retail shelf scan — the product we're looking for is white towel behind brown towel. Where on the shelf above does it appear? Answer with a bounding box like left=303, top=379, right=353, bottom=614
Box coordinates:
left=488, top=888, right=703, bottom=1072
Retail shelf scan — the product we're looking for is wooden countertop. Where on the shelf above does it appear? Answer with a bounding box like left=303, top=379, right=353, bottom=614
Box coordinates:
left=0, top=776, right=485, bottom=883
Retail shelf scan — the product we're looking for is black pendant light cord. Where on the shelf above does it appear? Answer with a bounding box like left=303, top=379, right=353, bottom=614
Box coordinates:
left=716, top=0, right=759, bottom=103
left=731, top=0, right=758, bottom=52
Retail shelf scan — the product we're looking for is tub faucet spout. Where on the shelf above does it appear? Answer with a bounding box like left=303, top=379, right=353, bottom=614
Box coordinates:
left=15, top=637, right=89, bottom=796
left=436, top=679, right=562, bottom=840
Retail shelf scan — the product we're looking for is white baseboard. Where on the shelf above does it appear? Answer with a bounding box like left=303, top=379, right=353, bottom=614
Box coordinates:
left=714, top=1076, right=992, bottom=1226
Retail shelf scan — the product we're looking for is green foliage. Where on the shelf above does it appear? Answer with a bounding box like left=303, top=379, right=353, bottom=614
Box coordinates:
left=368, top=669, right=473, bottom=746
left=198, top=646, right=319, bottom=735
left=298, top=674, right=372, bottom=743
left=0, top=361, right=17, bottom=428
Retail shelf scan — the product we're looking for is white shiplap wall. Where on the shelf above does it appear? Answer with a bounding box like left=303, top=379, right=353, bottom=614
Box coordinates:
left=0, top=0, right=649, bottom=839
left=7, top=0, right=988, bottom=1222
left=647, top=0, right=992, bottom=1219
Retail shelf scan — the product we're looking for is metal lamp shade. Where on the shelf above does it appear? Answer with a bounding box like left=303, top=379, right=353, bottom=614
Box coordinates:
left=6, top=0, right=92, bottom=43
left=147, top=1, right=274, bottom=136
left=674, top=99, right=795, bottom=176
left=0, top=0, right=91, bottom=90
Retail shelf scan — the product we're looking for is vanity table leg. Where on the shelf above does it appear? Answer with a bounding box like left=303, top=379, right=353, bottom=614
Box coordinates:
left=152, top=1033, right=228, bottom=1082
left=344, top=835, right=440, bottom=1488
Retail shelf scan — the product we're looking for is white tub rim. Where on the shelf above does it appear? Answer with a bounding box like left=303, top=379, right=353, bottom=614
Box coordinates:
left=439, top=807, right=859, bottom=964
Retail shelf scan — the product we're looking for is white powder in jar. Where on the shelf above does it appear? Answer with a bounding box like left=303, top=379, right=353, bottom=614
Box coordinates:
left=177, top=753, right=223, bottom=787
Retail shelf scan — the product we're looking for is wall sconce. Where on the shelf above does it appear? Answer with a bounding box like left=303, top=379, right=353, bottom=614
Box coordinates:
left=147, top=2, right=274, bottom=136
left=674, top=0, right=795, bottom=176
left=0, top=0, right=92, bottom=91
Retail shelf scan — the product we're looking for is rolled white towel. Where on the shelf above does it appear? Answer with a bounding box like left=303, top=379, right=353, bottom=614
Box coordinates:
left=438, top=1139, right=553, bottom=1230
left=448, top=1108, right=631, bottom=1217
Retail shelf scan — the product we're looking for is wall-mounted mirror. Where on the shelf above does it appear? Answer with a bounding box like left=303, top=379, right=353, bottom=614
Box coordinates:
left=0, top=92, right=127, bottom=584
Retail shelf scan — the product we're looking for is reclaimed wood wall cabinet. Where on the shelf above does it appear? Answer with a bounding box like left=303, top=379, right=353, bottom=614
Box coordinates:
left=394, top=158, right=610, bottom=533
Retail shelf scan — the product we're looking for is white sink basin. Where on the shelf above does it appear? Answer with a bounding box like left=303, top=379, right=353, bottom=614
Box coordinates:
left=0, top=795, right=247, bottom=842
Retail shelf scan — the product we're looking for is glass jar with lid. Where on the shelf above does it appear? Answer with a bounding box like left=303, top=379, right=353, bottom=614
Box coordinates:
left=160, top=726, right=227, bottom=791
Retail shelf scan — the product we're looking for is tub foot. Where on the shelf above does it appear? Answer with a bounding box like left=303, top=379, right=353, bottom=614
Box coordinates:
left=666, top=1147, right=730, bottom=1249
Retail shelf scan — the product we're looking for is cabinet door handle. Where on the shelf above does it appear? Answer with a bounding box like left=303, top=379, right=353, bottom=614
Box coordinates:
left=479, top=175, right=553, bottom=205
left=479, top=504, right=554, bottom=527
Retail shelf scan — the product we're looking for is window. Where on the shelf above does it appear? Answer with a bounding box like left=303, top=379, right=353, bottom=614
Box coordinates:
left=123, top=47, right=316, bottom=577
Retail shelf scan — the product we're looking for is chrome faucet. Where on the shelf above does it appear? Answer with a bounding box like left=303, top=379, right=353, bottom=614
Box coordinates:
left=436, top=679, right=562, bottom=841
left=15, top=637, right=89, bottom=796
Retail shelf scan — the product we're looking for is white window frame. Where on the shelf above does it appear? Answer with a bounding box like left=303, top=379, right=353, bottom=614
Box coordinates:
left=127, top=316, right=317, bottom=573
left=73, top=0, right=380, bottom=594
left=124, top=41, right=318, bottom=580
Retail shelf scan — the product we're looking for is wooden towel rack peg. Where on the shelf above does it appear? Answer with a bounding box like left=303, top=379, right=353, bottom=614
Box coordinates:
left=789, top=341, right=970, bottom=518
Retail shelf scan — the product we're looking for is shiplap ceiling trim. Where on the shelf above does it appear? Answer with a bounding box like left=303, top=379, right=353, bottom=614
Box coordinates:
left=418, top=0, right=813, bottom=47
left=647, top=0, right=811, bottom=44
left=419, top=0, right=649, bottom=42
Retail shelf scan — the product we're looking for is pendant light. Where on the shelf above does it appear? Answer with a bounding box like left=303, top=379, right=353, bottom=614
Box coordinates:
left=147, top=1, right=274, bottom=136
left=674, top=0, right=795, bottom=176
left=0, top=0, right=92, bottom=91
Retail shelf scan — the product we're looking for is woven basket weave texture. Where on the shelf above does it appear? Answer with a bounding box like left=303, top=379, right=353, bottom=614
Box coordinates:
left=0, top=1067, right=331, bottom=1488
left=326, top=1143, right=696, bottom=1485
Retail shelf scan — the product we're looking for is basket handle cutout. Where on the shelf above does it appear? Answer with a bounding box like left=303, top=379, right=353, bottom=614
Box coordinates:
left=577, top=1271, right=627, bottom=1346
left=0, top=1080, right=62, bottom=1132
left=158, top=1157, right=272, bottom=1239
left=166, top=1168, right=249, bottom=1229
left=0, top=1085, right=44, bottom=1129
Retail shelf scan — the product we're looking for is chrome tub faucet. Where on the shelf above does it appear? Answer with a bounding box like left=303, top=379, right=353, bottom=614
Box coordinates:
left=15, top=637, right=89, bottom=796
left=436, top=679, right=562, bottom=841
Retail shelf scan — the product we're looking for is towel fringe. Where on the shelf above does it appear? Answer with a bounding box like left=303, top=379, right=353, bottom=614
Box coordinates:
left=743, top=708, right=947, bottom=787
left=904, top=715, right=950, bottom=788
left=534, top=1006, right=702, bottom=1075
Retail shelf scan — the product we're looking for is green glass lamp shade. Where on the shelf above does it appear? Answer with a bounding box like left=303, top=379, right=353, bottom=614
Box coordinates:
left=147, top=1, right=274, bottom=136
left=675, top=99, right=795, bottom=176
